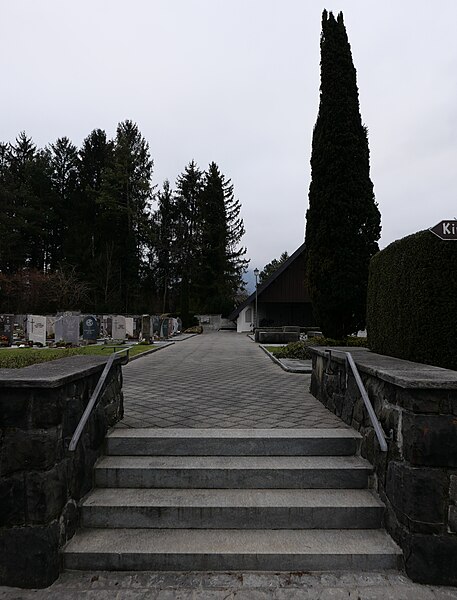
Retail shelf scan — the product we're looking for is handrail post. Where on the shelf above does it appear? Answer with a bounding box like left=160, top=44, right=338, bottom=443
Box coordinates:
left=323, top=348, right=388, bottom=452
left=68, top=348, right=129, bottom=452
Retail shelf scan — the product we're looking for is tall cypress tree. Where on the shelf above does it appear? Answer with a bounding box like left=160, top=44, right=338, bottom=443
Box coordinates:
left=305, top=10, right=381, bottom=338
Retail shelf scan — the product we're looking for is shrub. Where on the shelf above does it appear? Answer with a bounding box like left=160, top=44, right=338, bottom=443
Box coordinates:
left=183, top=325, right=203, bottom=334
left=274, top=341, right=313, bottom=360
left=367, top=230, right=457, bottom=370
left=272, top=336, right=367, bottom=360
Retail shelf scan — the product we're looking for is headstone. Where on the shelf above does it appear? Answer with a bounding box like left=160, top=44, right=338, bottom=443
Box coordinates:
left=170, top=318, right=179, bottom=336
left=141, top=315, right=151, bottom=340
left=112, top=315, right=126, bottom=340
left=152, top=315, right=161, bottom=335
left=46, top=316, right=56, bottom=338
left=27, top=315, right=47, bottom=346
left=55, top=315, right=80, bottom=344
left=160, top=318, right=170, bottom=339
left=125, top=317, right=134, bottom=338
left=102, top=315, right=113, bottom=337
left=133, top=316, right=142, bottom=338
left=83, top=315, right=100, bottom=341
left=0, top=314, right=14, bottom=346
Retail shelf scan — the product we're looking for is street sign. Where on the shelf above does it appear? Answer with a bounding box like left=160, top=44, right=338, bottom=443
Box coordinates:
left=429, top=220, right=457, bottom=240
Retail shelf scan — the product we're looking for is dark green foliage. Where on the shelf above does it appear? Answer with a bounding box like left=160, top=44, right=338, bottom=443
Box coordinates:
left=174, top=161, right=204, bottom=322
left=151, top=179, right=175, bottom=313
left=71, top=128, right=114, bottom=300
left=0, top=127, right=247, bottom=316
left=260, top=251, right=289, bottom=283
left=272, top=336, right=368, bottom=360
left=367, top=230, right=457, bottom=370
left=99, top=120, right=154, bottom=312
left=195, top=162, right=248, bottom=315
left=273, top=341, right=313, bottom=360
left=305, top=10, right=381, bottom=339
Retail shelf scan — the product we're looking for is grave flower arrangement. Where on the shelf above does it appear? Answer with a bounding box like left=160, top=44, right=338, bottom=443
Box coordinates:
left=0, top=334, right=10, bottom=346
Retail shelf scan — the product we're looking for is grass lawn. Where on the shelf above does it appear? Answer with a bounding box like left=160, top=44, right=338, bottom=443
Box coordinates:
left=0, top=344, right=156, bottom=369
left=263, top=346, right=284, bottom=355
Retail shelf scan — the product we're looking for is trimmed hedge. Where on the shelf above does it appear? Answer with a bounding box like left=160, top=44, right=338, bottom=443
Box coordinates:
left=367, top=230, right=457, bottom=370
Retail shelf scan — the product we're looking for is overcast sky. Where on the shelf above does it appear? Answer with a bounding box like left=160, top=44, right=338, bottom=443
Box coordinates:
left=2, top=1, right=457, bottom=272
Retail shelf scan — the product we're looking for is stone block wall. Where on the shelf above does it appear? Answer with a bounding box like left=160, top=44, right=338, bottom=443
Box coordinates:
left=310, top=347, right=457, bottom=586
left=0, top=355, right=124, bottom=588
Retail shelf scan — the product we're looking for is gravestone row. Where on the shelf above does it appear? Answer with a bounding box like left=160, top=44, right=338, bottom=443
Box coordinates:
left=0, top=313, right=183, bottom=346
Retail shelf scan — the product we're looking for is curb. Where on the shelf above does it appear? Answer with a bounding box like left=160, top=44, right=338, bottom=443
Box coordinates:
left=259, top=344, right=312, bottom=374
left=128, top=341, right=175, bottom=362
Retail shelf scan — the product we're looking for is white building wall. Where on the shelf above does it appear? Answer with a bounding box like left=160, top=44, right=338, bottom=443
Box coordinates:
left=236, top=304, right=254, bottom=333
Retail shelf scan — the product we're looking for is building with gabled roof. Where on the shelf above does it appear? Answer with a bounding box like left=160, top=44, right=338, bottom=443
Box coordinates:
left=228, top=242, right=314, bottom=332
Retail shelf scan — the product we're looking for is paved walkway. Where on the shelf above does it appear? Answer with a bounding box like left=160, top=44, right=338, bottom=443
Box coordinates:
left=119, top=331, right=345, bottom=429
left=2, top=570, right=456, bottom=598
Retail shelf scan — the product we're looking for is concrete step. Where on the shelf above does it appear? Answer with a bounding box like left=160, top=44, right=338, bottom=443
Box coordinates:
left=81, top=488, right=384, bottom=529
left=105, top=428, right=360, bottom=456
left=95, top=455, right=372, bottom=489
left=63, top=528, right=402, bottom=572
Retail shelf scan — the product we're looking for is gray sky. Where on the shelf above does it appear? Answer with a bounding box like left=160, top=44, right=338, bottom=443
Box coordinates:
left=2, top=1, right=457, bottom=272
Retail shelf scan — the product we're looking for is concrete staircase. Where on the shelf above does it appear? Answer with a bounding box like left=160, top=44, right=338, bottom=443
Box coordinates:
left=64, top=428, right=402, bottom=572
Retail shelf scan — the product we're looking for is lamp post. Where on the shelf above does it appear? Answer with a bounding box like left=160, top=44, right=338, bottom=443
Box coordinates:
left=253, top=268, right=259, bottom=330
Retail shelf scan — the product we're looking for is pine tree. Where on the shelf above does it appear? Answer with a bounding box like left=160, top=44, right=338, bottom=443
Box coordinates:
left=305, top=10, right=381, bottom=338
left=196, top=162, right=248, bottom=315
left=260, top=251, right=289, bottom=283
left=1, top=133, right=54, bottom=273
left=151, top=179, right=175, bottom=313
left=174, top=160, right=203, bottom=324
left=76, top=129, right=114, bottom=308
left=99, top=120, right=153, bottom=312
left=47, top=136, right=79, bottom=270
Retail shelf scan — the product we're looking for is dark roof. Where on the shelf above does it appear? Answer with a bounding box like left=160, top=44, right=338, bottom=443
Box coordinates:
left=228, top=241, right=306, bottom=320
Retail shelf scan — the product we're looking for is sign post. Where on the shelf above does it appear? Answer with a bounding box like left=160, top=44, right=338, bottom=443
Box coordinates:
left=429, top=220, right=457, bottom=240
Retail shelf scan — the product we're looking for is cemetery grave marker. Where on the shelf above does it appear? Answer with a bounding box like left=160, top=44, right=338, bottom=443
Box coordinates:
left=0, top=314, right=14, bottom=346
left=27, top=315, right=47, bottom=346
left=83, top=315, right=100, bottom=342
left=55, top=315, right=80, bottom=345
left=125, top=317, right=134, bottom=338
left=112, top=315, right=126, bottom=340
left=141, top=315, right=151, bottom=340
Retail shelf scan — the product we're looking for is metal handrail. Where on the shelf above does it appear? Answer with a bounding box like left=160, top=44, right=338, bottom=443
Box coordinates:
left=68, top=348, right=130, bottom=452
left=325, top=349, right=388, bottom=452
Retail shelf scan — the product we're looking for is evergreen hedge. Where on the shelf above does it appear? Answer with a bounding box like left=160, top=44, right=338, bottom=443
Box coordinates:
left=367, top=230, right=457, bottom=370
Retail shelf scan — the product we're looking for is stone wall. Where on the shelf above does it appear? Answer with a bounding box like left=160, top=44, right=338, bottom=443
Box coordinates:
left=310, top=347, right=457, bottom=585
left=0, top=355, right=124, bottom=588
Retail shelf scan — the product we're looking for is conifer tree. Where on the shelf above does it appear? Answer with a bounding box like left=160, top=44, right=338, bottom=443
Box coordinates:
left=76, top=129, right=114, bottom=308
left=99, top=120, right=153, bottom=311
left=48, top=136, right=79, bottom=270
left=196, top=162, right=248, bottom=315
left=174, top=161, right=203, bottom=324
left=305, top=10, right=381, bottom=338
left=152, top=179, right=175, bottom=313
left=260, top=251, right=289, bottom=283
left=1, top=133, right=54, bottom=272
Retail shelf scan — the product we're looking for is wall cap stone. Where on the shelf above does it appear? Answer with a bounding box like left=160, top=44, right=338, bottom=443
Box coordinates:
left=0, top=355, right=124, bottom=389
left=310, top=346, right=457, bottom=390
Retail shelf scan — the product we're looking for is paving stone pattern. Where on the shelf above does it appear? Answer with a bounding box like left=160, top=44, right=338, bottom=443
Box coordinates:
left=120, top=331, right=345, bottom=429
left=1, top=570, right=457, bottom=599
